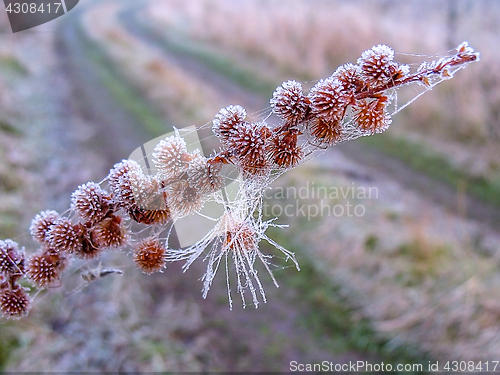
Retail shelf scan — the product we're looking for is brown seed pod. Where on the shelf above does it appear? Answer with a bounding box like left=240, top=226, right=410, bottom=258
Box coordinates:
left=309, top=77, right=351, bottom=124
left=332, top=63, right=365, bottom=92
left=270, top=80, right=310, bottom=126
left=357, top=44, right=399, bottom=87
left=131, top=173, right=164, bottom=211
left=187, top=156, right=225, bottom=195
left=212, top=105, right=247, bottom=142
left=46, top=218, right=84, bottom=254
left=0, top=285, right=31, bottom=319
left=268, top=129, right=303, bottom=169
left=109, top=162, right=150, bottom=210
left=74, top=236, right=102, bottom=260
left=353, top=96, right=392, bottom=134
left=224, top=219, right=258, bottom=252
left=0, top=240, right=25, bottom=277
left=26, top=249, right=67, bottom=288
left=30, top=210, right=60, bottom=244
left=108, top=159, right=142, bottom=190
left=133, top=237, right=166, bottom=274
left=90, top=215, right=127, bottom=249
left=224, top=121, right=272, bottom=174
left=128, top=206, right=172, bottom=225
left=308, top=117, right=344, bottom=146
left=71, top=182, right=112, bottom=224
left=152, top=136, right=196, bottom=180
left=166, top=180, right=205, bottom=219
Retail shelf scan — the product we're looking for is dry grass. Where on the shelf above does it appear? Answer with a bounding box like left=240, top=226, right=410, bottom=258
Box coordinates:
left=2, top=0, right=499, bottom=369
left=81, top=2, right=230, bottom=139
left=267, top=156, right=500, bottom=361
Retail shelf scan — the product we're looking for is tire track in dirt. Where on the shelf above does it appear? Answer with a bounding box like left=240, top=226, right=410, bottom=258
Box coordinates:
left=30, top=0, right=500, bottom=370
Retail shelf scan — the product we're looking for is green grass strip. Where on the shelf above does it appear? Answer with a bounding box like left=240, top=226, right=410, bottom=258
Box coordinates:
left=158, top=31, right=277, bottom=96
left=71, top=21, right=167, bottom=138
left=0, top=56, right=28, bottom=76
left=361, top=135, right=500, bottom=208
left=120, top=11, right=277, bottom=97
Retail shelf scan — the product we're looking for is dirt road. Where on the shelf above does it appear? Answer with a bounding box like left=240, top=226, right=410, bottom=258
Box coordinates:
left=7, top=0, right=499, bottom=371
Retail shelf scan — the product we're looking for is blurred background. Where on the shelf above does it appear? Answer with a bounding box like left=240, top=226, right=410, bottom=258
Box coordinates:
left=0, top=0, right=499, bottom=371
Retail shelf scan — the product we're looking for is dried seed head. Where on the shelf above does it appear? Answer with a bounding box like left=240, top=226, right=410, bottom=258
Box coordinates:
left=130, top=172, right=163, bottom=210
left=128, top=207, right=172, bottom=225
left=0, top=239, right=25, bottom=277
left=153, top=136, right=194, bottom=180
left=0, top=286, right=31, bottom=319
left=108, top=159, right=142, bottom=191
left=268, top=129, right=303, bottom=168
left=187, top=157, right=225, bottom=195
left=46, top=218, right=84, bottom=254
left=74, top=237, right=101, bottom=260
left=353, top=96, right=392, bottom=134
left=109, top=162, right=147, bottom=209
left=212, top=105, right=247, bottom=141
left=309, top=77, right=351, bottom=124
left=71, top=182, right=112, bottom=224
left=26, top=249, right=67, bottom=288
left=90, top=215, right=127, bottom=249
left=30, top=210, right=60, bottom=244
left=270, top=80, right=309, bottom=126
left=308, top=117, right=344, bottom=146
left=166, top=180, right=205, bottom=219
left=224, top=219, right=258, bottom=252
left=224, top=121, right=272, bottom=173
left=332, top=63, right=364, bottom=91
left=357, top=44, right=399, bottom=86
left=133, top=237, right=166, bottom=274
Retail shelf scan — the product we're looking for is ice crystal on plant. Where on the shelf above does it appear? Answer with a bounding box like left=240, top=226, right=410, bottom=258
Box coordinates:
left=212, top=104, right=248, bottom=141
left=167, top=196, right=299, bottom=309
left=30, top=210, right=60, bottom=244
left=153, top=135, right=196, bottom=180
left=0, top=240, right=25, bottom=277
left=133, top=237, right=167, bottom=274
left=166, top=180, right=206, bottom=219
left=187, top=156, right=225, bottom=195
left=71, top=182, right=112, bottom=224
left=0, top=286, right=31, bottom=319
left=46, top=218, right=84, bottom=254
left=26, top=249, right=67, bottom=288
left=309, top=77, right=351, bottom=124
left=90, top=215, right=128, bottom=250
left=271, top=80, right=309, bottom=126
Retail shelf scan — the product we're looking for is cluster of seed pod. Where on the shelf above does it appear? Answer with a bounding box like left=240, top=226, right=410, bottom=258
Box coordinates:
left=0, top=43, right=478, bottom=318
